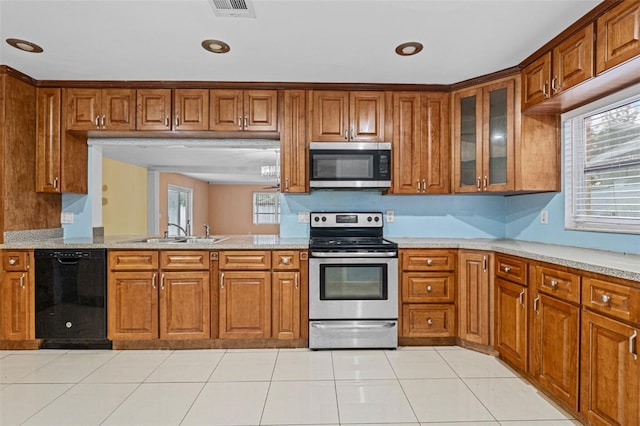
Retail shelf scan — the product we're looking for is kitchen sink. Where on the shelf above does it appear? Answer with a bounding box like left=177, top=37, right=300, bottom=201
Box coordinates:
left=121, top=236, right=228, bottom=244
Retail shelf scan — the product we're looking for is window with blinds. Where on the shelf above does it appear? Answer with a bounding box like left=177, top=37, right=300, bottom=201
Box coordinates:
left=565, top=95, right=640, bottom=234
left=253, top=192, right=280, bottom=224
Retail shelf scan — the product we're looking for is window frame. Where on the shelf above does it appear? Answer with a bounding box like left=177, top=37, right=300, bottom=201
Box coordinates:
left=167, top=184, right=193, bottom=236
left=252, top=192, right=280, bottom=225
left=563, top=83, right=640, bottom=235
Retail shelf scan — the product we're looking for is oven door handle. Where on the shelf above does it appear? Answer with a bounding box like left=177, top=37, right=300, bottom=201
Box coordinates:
left=310, top=322, right=396, bottom=329
left=310, top=251, right=397, bottom=258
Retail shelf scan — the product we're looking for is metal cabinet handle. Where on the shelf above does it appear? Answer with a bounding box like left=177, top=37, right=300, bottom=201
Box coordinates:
left=19, top=273, right=25, bottom=289
left=152, top=273, right=156, bottom=289
left=477, top=177, right=481, bottom=191
left=482, top=256, right=487, bottom=272
left=542, top=80, right=549, bottom=98
left=244, top=117, right=248, bottom=129
left=483, top=176, right=488, bottom=190
left=417, top=180, right=421, bottom=192
left=350, top=128, right=355, bottom=139
left=238, top=117, right=243, bottom=128
left=550, top=279, right=559, bottom=288
left=220, top=272, right=225, bottom=289
left=427, top=259, right=433, bottom=266
left=422, top=179, right=426, bottom=192
left=344, top=129, right=349, bottom=140
left=160, top=273, right=165, bottom=290
left=427, top=318, right=433, bottom=325
left=600, top=294, right=611, bottom=304
left=164, top=116, right=170, bottom=127
left=53, top=177, right=59, bottom=190
left=8, top=258, right=16, bottom=265
left=282, top=256, right=291, bottom=265
left=551, top=76, right=558, bottom=93
left=175, top=116, right=180, bottom=128
left=518, top=290, right=525, bottom=306
left=285, top=178, right=289, bottom=190
left=101, top=115, right=106, bottom=128
left=630, top=330, right=638, bottom=360
left=95, top=115, right=100, bottom=129
left=426, top=285, right=432, bottom=292
left=294, top=273, right=298, bottom=290
left=504, top=266, right=511, bottom=273
left=533, top=295, right=540, bottom=314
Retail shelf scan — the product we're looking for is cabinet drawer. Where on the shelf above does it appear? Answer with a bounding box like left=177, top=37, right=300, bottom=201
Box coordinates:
left=402, top=272, right=454, bottom=303
left=582, top=277, right=640, bottom=324
left=401, top=249, right=456, bottom=271
left=402, top=304, right=456, bottom=337
left=535, top=265, right=581, bottom=304
left=3, top=251, right=30, bottom=272
left=495, top=254, right=528, bottom=285
left=272, top=251, right=300, bottom=270
left=219, top=250, right=271, bottom=270
left=109, top=251, right=158, bottom=271
left=160, top=251, right=209, bottom=270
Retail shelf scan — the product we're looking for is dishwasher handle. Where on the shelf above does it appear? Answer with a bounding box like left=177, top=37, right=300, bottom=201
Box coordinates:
left=56, top=257, right=80, bottom=265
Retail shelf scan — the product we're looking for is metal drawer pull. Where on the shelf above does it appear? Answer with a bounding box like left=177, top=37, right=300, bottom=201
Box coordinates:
left=427, top=259, right=433, bottom=266
left=630, top=330, right=638, bottom=360
left=518, top=290, right=525, bottom=306
left=160, top=273, right=165, bottom=290
left=19, top=273, right=25, bottom=289
left=294, top=274, right=298, bottom=290
left=9, top=258, right=16, bottom=265
left=220, top=272, right=225, bottom=289
left=533, top=295, right=540, bottom=314
left=281, top=256, right=290, bottom=265
left=600, top=294, right=611, bottom=304
left=152, top=273, right=156, bottom=289
left=427, top=318, right=433, bottom=325
left=483, top=256, right=487, bottom=272
left=504, top=266, right=511, bottom=273
left=426, top=285, right=432, bottom=292
left=549, top=279, right=558, bottom=288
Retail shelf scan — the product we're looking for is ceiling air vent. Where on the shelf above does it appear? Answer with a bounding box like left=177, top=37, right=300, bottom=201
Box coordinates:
left=208, top=0, right=256, bottom=18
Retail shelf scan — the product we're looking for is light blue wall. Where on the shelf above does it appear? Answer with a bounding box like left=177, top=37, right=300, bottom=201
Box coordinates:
left=61, top=193, right=92, bottom=238
left=280, top=191, right=506, bottom=239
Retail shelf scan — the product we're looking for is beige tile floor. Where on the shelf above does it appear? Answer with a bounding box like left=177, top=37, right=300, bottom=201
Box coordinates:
left=0, top=346, right=581, bottom=426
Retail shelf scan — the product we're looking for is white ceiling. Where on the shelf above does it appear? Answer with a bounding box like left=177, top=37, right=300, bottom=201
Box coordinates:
left=0, top=0, right=601, bottom=183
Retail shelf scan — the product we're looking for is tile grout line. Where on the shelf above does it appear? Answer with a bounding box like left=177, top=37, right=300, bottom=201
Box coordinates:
left=257, top=348, right=280, bottom=425
left=330, top=350, right=342, bottom=425
left=384, top=349, right=421, bottom=424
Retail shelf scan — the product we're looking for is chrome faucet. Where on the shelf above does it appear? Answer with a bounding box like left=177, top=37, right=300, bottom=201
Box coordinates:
left=204, top=224, right=210, bottom=239
left=167, top=222, right=188, bottom=236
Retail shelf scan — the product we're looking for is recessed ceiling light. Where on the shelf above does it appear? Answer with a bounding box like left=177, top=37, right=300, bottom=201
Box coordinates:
left=395, top=42, right=423, bottom=57
left=6, top=38, right=43, bottom=53
left=202, top=39, right=230, bottom=54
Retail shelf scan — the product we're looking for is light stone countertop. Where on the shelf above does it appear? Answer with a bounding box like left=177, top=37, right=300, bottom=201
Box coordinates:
left=1, top=234, right=638, bottom=282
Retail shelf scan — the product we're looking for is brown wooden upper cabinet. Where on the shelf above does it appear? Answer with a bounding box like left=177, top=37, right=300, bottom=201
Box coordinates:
left=280, top=90, right=308, bottom=193
left=65, top=88, right=135, bottom=131
left=392, top=92, right=449, bottom=194
left=453, top=78, right=515, bottom=193
left=521, top=24, right=594, bottom=111
left=36, top=88, right=61, bottom=193
left=596, top=0, right=640, bottom=74
left=136, top=88, right=209, bottom=131
left=210, top=89, right=278, bottom=132
left=309, top=90, right=386, bottom=142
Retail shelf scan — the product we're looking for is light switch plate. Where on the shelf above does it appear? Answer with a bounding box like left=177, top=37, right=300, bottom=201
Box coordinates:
left=298, top=211, right=310, bottom=223
left=61, top=211, right=74, bottom=224
left=540, top=210, right=549, bottom=224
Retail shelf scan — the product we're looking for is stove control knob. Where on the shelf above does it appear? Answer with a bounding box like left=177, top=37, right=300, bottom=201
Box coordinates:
left=374, top=217, right=380, bottom=222
left=321, top=216, right=327, bottom=222
left=367, top=216, right=372, bottom=222
left=314, top=217, right=320, bottom=222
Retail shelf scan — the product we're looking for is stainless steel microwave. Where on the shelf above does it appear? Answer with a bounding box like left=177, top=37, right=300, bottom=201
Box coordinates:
left=309, top=142, right=392, bottom=189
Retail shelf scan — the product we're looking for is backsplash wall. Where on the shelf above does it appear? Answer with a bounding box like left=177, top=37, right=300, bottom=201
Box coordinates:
left=280, top=191, right=507, bottom=239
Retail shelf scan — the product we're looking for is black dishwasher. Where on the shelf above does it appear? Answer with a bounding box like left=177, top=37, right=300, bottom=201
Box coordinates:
left=35, top=249, right=110, bottom=348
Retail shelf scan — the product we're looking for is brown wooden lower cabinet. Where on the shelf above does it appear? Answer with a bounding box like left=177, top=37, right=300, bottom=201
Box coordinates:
left=580, top=309, right=639, bottom=426
left=108, top=271, right=159, bottom=340
left=160, top=271, right=210, bottom=340
left=218, top=271, right=271, bottom=339
left=402, top=304, right=455, bottom=337
left=1, top=251, right=34, bottom=341
left=272, top=271, right=300, bottom=340
left=494, top=277, right=528, bottom=371
left=458, top=250, right=491, bottom=345
left=531, top=293, right=580, bottom=411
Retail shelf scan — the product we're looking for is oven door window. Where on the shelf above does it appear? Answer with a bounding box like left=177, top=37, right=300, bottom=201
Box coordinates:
left=311, top=152, right=374, bottom=179
left=320, top=264, right=387, bottom=300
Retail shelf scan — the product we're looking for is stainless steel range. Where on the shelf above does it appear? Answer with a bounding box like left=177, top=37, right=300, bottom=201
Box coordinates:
left=308, top=212, right=399, bottom=349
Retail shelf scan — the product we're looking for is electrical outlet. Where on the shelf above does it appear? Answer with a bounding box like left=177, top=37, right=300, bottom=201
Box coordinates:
left=298, top=211, right=310, bottom=223
left=540, top=210, right=549, bottom=224
left=61, top=211, right=74, bottom=224
left=385, top=210, right=395, bottom=223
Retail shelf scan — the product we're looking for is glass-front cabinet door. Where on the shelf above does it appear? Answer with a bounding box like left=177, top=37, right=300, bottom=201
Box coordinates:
left=453, top=78, right=515, bottom=193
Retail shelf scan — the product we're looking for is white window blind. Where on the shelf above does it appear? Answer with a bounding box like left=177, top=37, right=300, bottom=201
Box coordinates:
left=253, top=192, right=280, bottom=224
left=565, top=95, right=640, bottom=234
